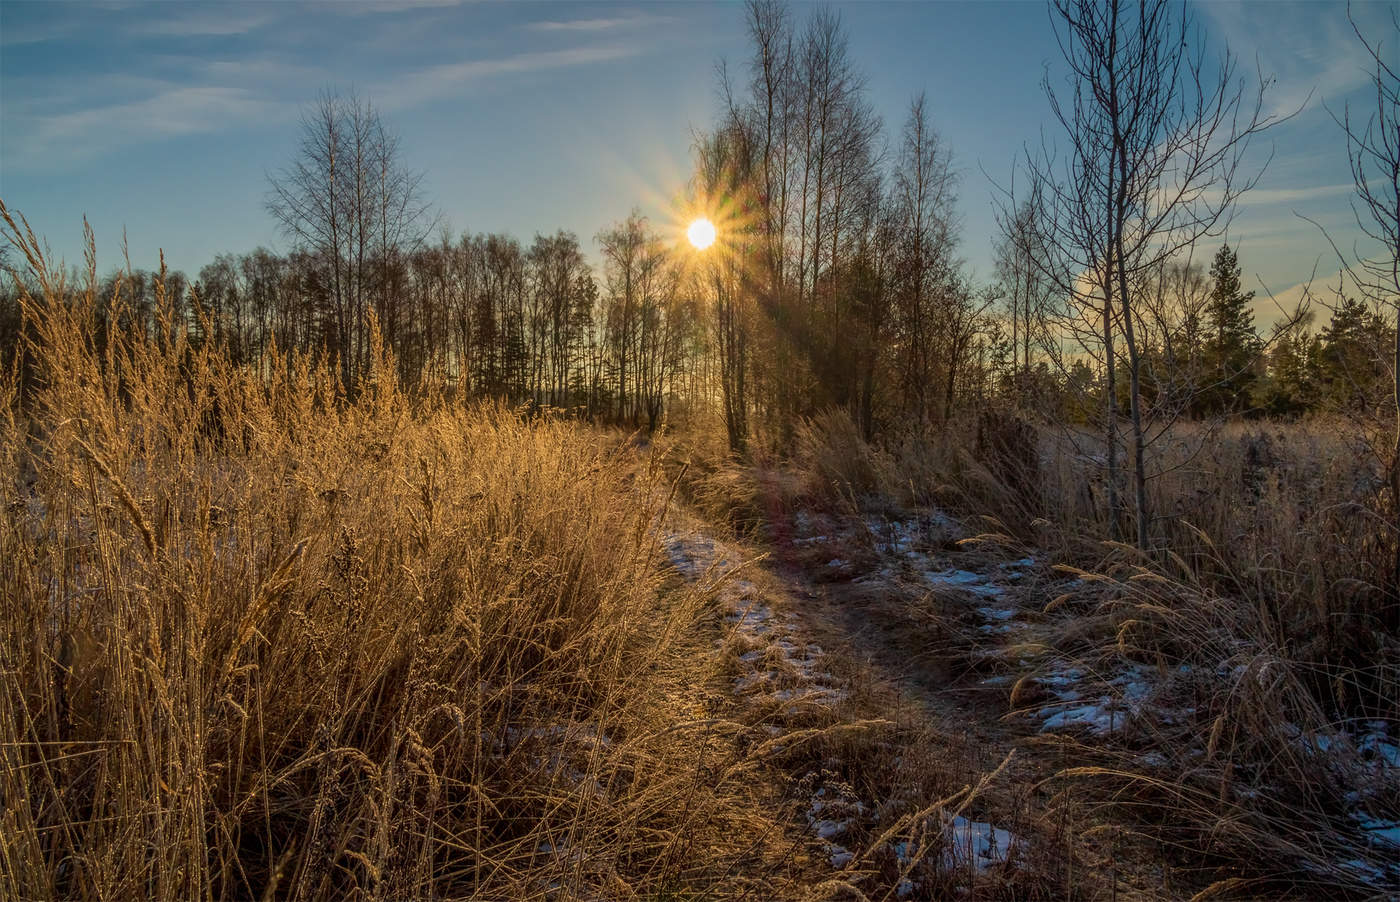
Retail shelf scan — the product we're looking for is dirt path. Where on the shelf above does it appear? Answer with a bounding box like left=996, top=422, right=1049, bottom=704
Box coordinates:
left=650, top=427, right=1400, bottom=900
left=661, top=503, right=1153, bottom=900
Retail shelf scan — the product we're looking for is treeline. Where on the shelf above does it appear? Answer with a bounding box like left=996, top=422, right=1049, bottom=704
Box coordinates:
left=1002, top=243, right=1396, bottom=425
left=186, top=221, right=701, bottom=428
left=3, top=233, right=1387, bottom=432
left=2, top=1, right=1395, bottom=462
left=0, top=214, right=703, bottom=429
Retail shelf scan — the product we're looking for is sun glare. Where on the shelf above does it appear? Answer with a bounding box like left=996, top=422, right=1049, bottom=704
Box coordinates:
left=687, top=217, right=716, bottom=250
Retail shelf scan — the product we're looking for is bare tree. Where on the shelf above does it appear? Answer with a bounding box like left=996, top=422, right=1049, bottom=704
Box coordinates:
left=695, top=123, right=757, bottom=453
left=1029, top=0, right=1277, bottom=549
left=1338, top=5, right=1400, bottom=585
left=993, top=181, right=1057, bottom=401
left=598, top=213, right=647, bottom=424
left=890, top=92, right=958, bottom=427
left=266, top=88, right=429, bottom=390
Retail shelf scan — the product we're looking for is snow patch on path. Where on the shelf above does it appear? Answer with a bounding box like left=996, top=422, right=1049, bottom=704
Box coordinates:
left=663, top=529, right=848, bottom=714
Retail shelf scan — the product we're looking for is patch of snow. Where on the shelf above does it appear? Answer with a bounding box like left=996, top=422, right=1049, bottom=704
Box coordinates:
left=941, top=814, right=1020, bottom=873
left=1358, top=725, right=1400, bottom=768
left=734, top=670, right=778, bottom=693
left=1039, top=701, right=1121, bottom=734
left=1337, top=857, right=1390, bottom=884
left=1036, top=668, right=1084, bottom=692
left=663, top=533, right=715, bottom=579
left=725, top=603, right=774, bottom=635
left=923, top=568, right=1005, bottom=598
left=808, top=787, right=866, bottom=869
left=867, top=517, right=921, bottom=555
left=1034, top=666, right=1155, bottom=735
left=1358, top=816, right=1400, bottom=850
left=666, top=529, right=847, bottom=714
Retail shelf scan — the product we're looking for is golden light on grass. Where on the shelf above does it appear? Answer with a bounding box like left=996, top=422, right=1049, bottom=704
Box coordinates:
left=687, top=217, right=716, bottom=250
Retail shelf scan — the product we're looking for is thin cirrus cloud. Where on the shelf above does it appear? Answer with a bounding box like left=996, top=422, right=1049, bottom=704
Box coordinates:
left=327, top=0, right=470, bottom=13
left=372, top=44, right=643, bottom=111
left=524, top=14, right=676, bottom=33
left=132, top=8, right=280, bottom=37
left=1197, top=1, right=1379, bottom=120
left=1238, top=184, right=1356, bottom=208
left=119, top=0, right=465, bottom=37
left=8, top=41, right=640, bottom=168
left=11, top=85, right=292, bottom=167
left=0, top=17, right=82, bottom=47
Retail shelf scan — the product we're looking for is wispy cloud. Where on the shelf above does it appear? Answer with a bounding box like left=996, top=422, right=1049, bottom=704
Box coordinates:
left=1252, top=263, right=1383, bottom=330
left=12, top=85, right=293, bottom=167
left=328, top=0, right=470, bottom=14
left=525, top=15, right=674, bottom=33
left=0, top=17, right=83, bottom=47
left=6, top=27, right=640, bottom=169
left=134, top=8, right=279, bottom=37
left=1236, top=183, right=1356, bottom=208
left=376, top=44, right=641, bottom=109
left=1197, top=1, right=1378, bottom=119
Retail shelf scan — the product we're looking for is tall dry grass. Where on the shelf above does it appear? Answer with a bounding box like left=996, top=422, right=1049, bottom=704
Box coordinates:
left=0, top=210, right=762, bottom=900
left=778, top=406, right=1399, bottom=895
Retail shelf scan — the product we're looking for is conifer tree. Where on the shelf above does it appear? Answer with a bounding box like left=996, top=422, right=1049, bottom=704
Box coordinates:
left=1202, top=243, right=1258, bottom=413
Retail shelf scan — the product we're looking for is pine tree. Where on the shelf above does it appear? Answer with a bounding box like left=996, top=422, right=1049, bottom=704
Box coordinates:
left=1260, top=325, right=1319, bottom=417
left=1201, top=243, right=1258, bottom=414
left=1318, top=297, right=1391, bottom=411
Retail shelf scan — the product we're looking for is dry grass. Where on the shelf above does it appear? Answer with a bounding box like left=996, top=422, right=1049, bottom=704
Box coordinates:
left=0, top=211, right=800, bottom=901
left=5, top=188, right=1395, bottom=899
left=1019, top=554, right=1399, bottom=898
left=759, top=407, right=1400, bottom=896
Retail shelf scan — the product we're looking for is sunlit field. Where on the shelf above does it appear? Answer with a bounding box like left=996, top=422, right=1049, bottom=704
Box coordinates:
left=4, top=0, right=1400, bottom=899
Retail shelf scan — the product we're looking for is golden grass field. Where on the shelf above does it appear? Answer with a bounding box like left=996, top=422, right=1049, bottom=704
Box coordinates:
left=3, top=219, right=1397, bottom=900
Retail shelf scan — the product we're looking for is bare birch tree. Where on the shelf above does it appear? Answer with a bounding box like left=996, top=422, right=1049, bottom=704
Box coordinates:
left=266, top=88, right=429, bottom=390
left=1338, top=5, right=1400, bottom=588
left=1029, top=0, right=1277, bottom=549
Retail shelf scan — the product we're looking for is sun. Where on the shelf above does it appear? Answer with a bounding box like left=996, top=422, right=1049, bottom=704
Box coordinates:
left=687, top=217, right=717, bottom=250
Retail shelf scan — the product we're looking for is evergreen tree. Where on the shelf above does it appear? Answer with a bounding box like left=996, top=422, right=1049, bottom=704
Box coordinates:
left=1201, top=243, right=1258, bottom=414
left=1259, top=325, right=1320, bottom=417
left=1318, top=297, right=1392, bottom=412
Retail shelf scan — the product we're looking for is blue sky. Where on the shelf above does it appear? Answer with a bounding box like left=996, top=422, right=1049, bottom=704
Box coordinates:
left=0, top=0, right=1393, bottom=319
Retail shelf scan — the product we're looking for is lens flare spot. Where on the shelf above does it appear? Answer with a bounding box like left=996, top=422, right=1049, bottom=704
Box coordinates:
left=687, top=218, right=716, bottom=250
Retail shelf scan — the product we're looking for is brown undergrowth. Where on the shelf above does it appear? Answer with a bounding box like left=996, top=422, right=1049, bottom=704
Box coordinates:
left=667, top=407, right=1399, bottom=899
left=0, top=211, right=810, bottom=901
